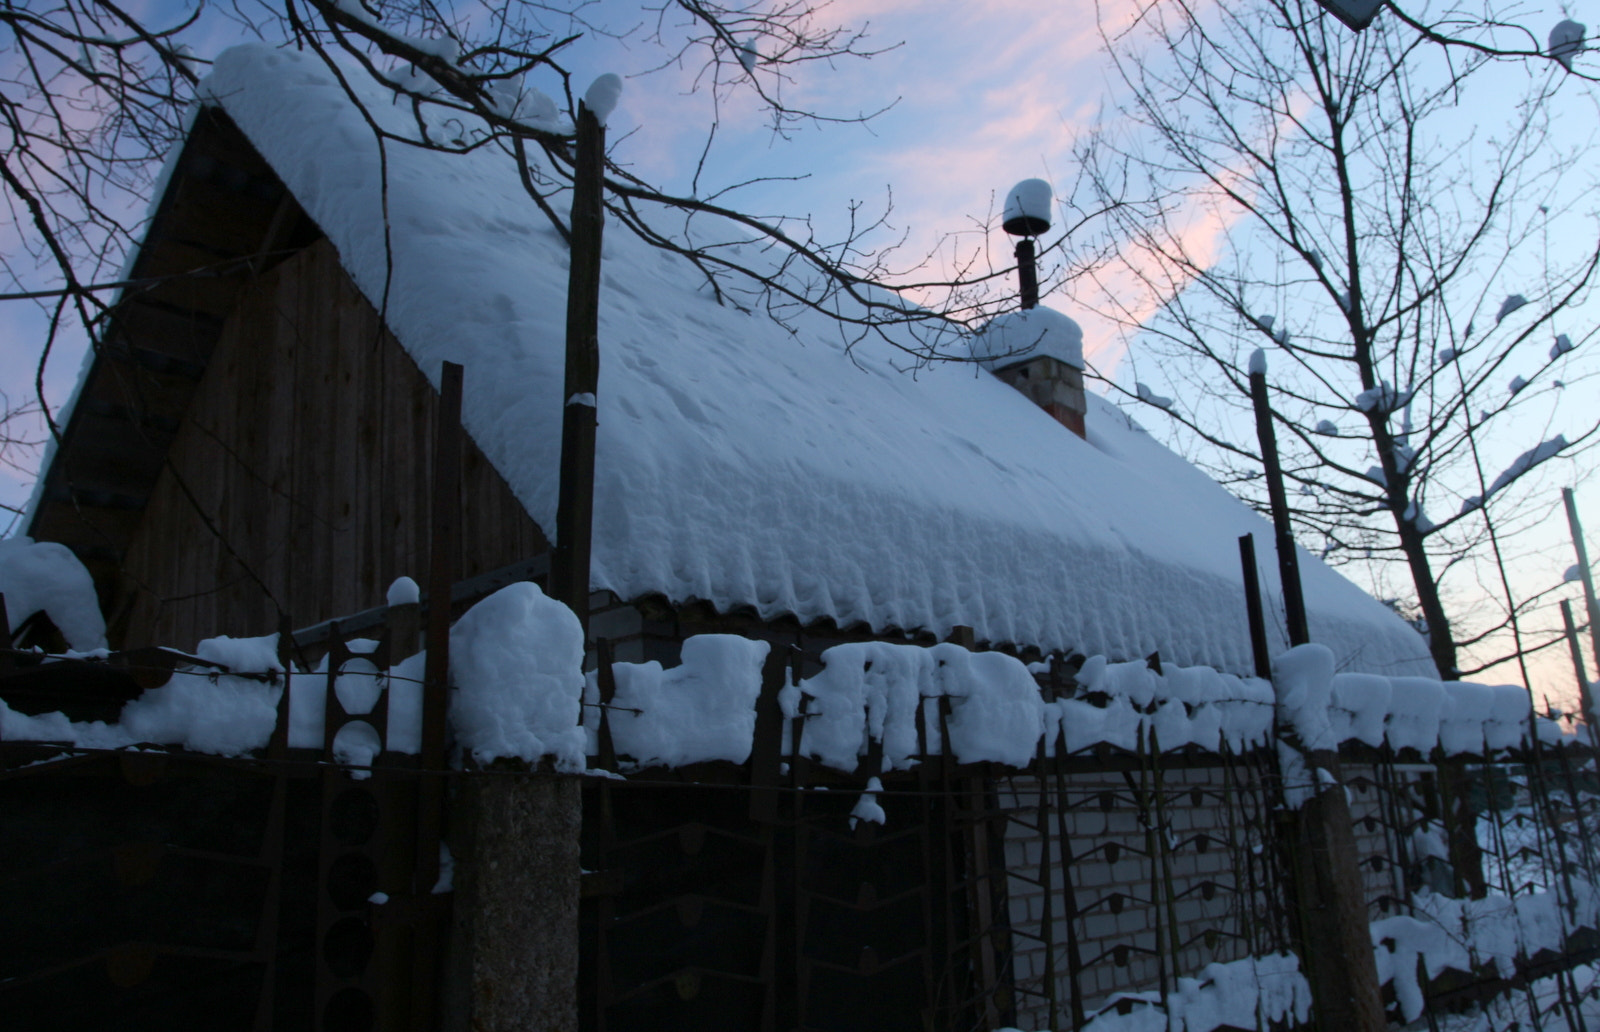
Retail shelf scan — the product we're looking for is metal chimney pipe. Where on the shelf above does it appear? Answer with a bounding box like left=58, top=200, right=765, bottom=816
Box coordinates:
left=1015, top=238, right=1038, bottom=310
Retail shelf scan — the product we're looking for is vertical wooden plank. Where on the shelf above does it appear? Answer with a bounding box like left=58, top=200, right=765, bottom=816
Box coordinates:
left=113, top=237, right=547, bottom=648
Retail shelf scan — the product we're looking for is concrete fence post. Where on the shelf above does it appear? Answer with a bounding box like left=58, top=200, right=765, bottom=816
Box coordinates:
left=446, top=773, right=581, bottom=1032
left=1272, top=645, right=1387, bottom=1032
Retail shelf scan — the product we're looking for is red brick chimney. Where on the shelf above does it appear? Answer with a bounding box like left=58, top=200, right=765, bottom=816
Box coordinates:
left=971, top=307, right=1088, bottom=438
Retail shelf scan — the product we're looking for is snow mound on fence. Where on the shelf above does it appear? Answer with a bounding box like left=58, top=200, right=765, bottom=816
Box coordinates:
left=0, top=536, right=106, bottom=651
left=0, top=585, right=593, bottom=768
left=580, top=637, right=1567, bottom=773
left=449, top=581, right=587, bottom=771
left=585, top=633, right=770, bottom=767
left=0, top=633, right=281, bottom=755
left=0, top=621, right=1575, bottom=769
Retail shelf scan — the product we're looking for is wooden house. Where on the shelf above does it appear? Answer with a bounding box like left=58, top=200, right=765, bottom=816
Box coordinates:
left=28, top=45, right=1432, bottom=681
left=15, top=43, right=1448, bottom=1032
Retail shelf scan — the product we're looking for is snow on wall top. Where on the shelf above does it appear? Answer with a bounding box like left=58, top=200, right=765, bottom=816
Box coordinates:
left=195, top=45, right=1434, bottom=677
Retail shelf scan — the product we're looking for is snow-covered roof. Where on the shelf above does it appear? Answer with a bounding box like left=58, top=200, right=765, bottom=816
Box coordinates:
left=191, top=44, right=1435, bottom=677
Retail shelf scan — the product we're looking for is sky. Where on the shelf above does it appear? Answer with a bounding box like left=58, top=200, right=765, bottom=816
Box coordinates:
left=2, top=0, right=1600, bottom=697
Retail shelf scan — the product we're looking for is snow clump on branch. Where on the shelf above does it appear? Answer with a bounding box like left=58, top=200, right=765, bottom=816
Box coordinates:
left=1354, top=381, right=1410, bottom=414
left=1549, top=19, right=1587, bottom=72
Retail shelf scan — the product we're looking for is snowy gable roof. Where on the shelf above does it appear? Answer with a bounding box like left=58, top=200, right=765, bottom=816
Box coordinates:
left=196, top=45, right=1435, bottom=677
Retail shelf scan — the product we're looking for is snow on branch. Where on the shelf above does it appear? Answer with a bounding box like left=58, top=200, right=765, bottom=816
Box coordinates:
left=1459, top=435, right=1567, bottom=515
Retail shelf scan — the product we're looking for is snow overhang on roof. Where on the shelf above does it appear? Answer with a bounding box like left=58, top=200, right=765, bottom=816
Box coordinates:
left=185, top=44, right=1435, bottom=677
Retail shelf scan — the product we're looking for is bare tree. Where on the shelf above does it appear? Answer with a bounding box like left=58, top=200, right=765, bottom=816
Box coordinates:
left=1072, top=0, right=1600, bottom=680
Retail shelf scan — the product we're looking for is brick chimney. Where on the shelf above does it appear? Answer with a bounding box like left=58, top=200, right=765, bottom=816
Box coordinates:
left=970, top=307, right=1087, bottom=437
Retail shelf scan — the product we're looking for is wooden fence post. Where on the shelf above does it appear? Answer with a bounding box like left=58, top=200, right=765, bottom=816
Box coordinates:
left=551, top=100, right=606, bottom=638
left=1562, top=600, right=1600, bottom=752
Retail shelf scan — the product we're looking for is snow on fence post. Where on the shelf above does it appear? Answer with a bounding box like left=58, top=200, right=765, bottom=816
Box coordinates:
left=1272, top=645, right=1387, bottom=1032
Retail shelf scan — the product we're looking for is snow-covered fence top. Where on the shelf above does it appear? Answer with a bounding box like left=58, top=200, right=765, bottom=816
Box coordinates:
left=586, top=634, right=1574, bottom=773
left=0, top=583, right=1577, bottom=770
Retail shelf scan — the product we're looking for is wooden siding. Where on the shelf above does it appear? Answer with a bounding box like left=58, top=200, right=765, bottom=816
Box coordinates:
left=112, top=238, right=548, bottom=650
left=27, top=110, right=316, bottom=604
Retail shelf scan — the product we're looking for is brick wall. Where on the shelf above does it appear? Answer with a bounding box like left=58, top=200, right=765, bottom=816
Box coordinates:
left=998, top=761, right=1281, bottom=1028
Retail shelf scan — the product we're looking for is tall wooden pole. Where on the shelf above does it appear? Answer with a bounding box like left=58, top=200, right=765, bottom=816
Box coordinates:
left=551, top=102, right=605, bottom=638
left=1238, top=534, right=1273, bottom=679
left=1250, top=366, right=1309, bottom=645
left=1564, top=488, right=1600, bottom=685
left=1562, top=600, right=1600, bottom=751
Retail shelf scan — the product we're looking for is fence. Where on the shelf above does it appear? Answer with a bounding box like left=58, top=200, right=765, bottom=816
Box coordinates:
left=5, top=602, right=1600, bottom=1032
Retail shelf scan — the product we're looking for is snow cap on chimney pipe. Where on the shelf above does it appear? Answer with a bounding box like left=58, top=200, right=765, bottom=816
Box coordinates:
left=1002, top=179, right=1053, bottom=237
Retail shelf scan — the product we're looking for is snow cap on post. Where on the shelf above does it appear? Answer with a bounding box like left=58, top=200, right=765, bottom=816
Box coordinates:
left=583, top=73, right=623, bottom=126
left=1249, top=348, right=1267, bottom=376
left=1002, top=178, right=1053, bottom=237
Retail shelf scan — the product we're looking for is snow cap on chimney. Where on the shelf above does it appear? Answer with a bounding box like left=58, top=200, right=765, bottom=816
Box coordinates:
left=969, top=306, right=1088, bottom=438
left=969, top=307, right=1083, bottom=370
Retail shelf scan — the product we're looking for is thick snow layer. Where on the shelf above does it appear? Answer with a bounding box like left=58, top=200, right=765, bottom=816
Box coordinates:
left=188, top=46, right=1435, bottom=677
left=582, top=633, right=769, bottom=768
left=603, top=639, right=1273, bottom=771
left=1550, top=20, right=1586, bottom=72
left=1497, top=294, right=1530, bottom=324
left=386, top=575, right=420, bottom=606
left=969, top=306, right=1084, bottom=370
left=0, top=536, right=106, bottom=650
left=1002, top=178, right=1053, bottom=233
left=0, top=633, right=282, bottom=755
left=448, top=582, right=586, bottom=771
left=0, top=618, right=1571, bottom=773
left=1272, top=644, right=1338, bottom=751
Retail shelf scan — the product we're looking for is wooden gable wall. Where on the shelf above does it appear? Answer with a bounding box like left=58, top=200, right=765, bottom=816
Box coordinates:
left=111, top=237, right=548, bottom=650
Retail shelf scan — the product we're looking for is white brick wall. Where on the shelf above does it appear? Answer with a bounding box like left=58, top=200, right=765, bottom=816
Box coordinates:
left=1001, top=764, right=1278, bottom=1029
